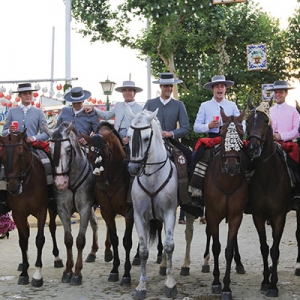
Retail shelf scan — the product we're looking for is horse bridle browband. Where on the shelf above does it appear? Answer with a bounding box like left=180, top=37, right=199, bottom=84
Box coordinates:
left=128, top=124, right=168, bottom=177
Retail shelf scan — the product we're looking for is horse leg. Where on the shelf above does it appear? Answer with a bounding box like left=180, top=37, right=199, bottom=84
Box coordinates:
left=132, top=243, right=141, bottom=266
left=48, top=208, right=63, bottom=268
left=59, top=215, right=74, bottom=284
left=252, top=216, right=271, bottom=293
left=70, top=209, right=92, bottom=286
left=222, top=214, right=243, bottom=300
left=202, top=223, right=211, bottom=273
left=104, top=224, right=113, bottom=262
left=133, top=219, right=149, bottom=300
left=233, top=236, right=245, bottom=274
left=267, top=215, right=286, bottom=297
left=31, top=209, right=47, bottom=287
left=210, top=222, right=222, bottom=294
left=120, top=216, right=134, bottom=286
left=156, top=219, right=163, bottom=264
left=85, top=208, right=99, bottom=263
left=13, top=214, right=30, bottom=285
left=295, top=211, right=300, bottom=276
left=180, top=212, right=195, bottom=276
left=163, top=216, right=177, bottom=298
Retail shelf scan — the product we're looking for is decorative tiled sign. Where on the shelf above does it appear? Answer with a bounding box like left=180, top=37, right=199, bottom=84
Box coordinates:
left=261, top=84, right=274, bottom=101
left=247, top=43, right=267, bottom=71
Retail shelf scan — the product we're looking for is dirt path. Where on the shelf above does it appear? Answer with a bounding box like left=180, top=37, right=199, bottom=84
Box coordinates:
left=0, top=209, right=300, bottom=299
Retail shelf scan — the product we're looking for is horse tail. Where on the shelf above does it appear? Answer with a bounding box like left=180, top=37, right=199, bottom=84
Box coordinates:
left=148, top=219, right=158, bottom=246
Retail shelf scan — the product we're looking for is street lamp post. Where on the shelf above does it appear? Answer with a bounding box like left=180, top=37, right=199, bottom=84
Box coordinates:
left=100, top=77, right=116, bottom=111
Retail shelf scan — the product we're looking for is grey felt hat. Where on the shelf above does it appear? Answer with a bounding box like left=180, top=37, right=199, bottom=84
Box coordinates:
left=152, top=73, right=183, bottom=85
left=64, top=87, right=91, bottom=102
left=203, top=75, right=234, bottom=90
left=12, top=83, right=38, bottom=93
left=115, top=81, right=143, bottom=93
left=267, top=80, right=295, bottom=91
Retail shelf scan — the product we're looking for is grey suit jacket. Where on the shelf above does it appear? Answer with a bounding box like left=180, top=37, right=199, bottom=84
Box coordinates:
left=143, top=97, right=190, bottom=139
left=2, top=106, right=48, bottom=141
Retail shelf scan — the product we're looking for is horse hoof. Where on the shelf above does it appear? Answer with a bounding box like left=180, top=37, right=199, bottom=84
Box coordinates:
left=202, top=265, right=210, bottom=273
left=212, top=284, right=222, bottom=294
left=18, top=275, right=29, bottom=285
left=235, top=265, right=246, bottom=274
left=260, top=283, right=269, bottom=292
left=159, top=266, right=166, bottom=276
left=222, top=291, right=232, bottom=300
left=120, top=276, right=131, bottom=286
left=295, top=268, right=300, bottom=276
left=133, top=289, right=146, bottom=300
left=132, top=257, right=141, bottom=266
left=31, top=277, right=43, bottom=287
left=70, top=275, right=82, bottom=286
left=85, top=253, right=96, bottom=263
left=165, top=285, right=177, bottom=298
left=61, top=273, right=72, bottom=283
left=105, top=253, right=113, bottom=262
left=17, top=263, right=23, bottom=271
left=108, top=272, right=119, bottom=282
left=54, top=260, right=64, bottom=268
left=266, top=289, right=278, bottom=297
left=156, top=255, right=162, bottom=264
left=180, top=267, right=190, bottom=276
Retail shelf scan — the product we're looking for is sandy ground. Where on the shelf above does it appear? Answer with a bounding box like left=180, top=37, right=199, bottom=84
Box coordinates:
left=0, top=208, right=300, bottom=300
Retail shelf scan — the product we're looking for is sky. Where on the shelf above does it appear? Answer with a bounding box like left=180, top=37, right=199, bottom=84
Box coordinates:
left=0, top=0, right=299, bottom=106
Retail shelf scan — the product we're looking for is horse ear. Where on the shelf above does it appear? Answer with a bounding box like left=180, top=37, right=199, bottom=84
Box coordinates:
left=81, top=133, right=91, bottom=144
left=42, top=123, right=53, bottom=138
left=125, top=105, right=135, bottom=119
left=247, top=98, right=254, bottom=110
left=146, top=108, right=158, bottom=123
left=66, top=121, right=74, bottom=135
left=238, top=109, right=246, bottom=122
left=220, top=106, right=228, bottom=122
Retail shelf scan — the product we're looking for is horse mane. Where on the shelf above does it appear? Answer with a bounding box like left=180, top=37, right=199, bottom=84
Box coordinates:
left=53, top=122, right=79, bottom=140
left=96, top=121, right=124, bottom=146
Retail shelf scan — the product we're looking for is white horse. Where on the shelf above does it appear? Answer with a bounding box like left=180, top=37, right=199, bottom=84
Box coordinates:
left=126, top=108, right=178, bottom=299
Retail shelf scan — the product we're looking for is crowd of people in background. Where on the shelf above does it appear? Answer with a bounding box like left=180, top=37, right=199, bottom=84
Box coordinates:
left=1, top=72, right=299, bottom=234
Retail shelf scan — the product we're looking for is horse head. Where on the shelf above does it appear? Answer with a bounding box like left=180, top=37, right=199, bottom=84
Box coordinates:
left=246, top=100, right=273, bottom=159
left=44, top=121, right=79, bottom=190
left=0, top=129, right=28, bottom=195
left=127, top=109, right=159, bottom=176
left=219, top=107, right=245, bottom=175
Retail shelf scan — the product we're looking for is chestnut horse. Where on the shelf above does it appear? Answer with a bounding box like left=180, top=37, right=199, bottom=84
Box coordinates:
left=0, top=130, right=63, bottom=287
left=246, top=101, right=291, bottom=297
left=204, top=108, right=247, bottom=300
left=82, top=122, right=134, bottom=286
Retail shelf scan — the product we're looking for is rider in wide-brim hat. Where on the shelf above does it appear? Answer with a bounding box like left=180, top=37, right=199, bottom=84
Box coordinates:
left=64, top=87, right=91, bottom=103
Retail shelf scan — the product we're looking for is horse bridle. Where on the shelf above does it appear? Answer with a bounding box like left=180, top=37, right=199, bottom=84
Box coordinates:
left=128, top=124, right=168, bottom=177
left=1, top=141, right=34, bottom=189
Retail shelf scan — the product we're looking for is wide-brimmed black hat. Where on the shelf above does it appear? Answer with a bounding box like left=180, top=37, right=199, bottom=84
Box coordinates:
left=115, top=81, right=143, bottom=93
left=267, top=80, right=295, bottom=91
left=152, top=72, right=183, bottom=85
left=12, top=83, right=38, bottom=93
left=64, top=87, right=91, bottom=102
left=203, top=75, right=234, bottom=90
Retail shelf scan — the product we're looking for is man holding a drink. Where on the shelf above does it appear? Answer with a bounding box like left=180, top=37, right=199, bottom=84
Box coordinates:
left=188, top=75, right=240, bottom=207
left=2, top=83, right=48, bottom=142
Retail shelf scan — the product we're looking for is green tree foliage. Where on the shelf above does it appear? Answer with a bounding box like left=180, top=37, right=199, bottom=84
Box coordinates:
left=71, top=0, right=299, bottom=143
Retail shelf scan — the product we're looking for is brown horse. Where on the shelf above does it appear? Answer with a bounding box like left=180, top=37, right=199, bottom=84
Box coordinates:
left=82, top=121, right=134, bottom=286
left=246, top=101, right=291, bottom=297
left=204, top=108, right=247, bottom=300
left=0, top=130, right=58, bottom=287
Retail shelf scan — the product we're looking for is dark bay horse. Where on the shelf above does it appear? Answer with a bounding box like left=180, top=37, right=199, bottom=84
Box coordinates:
left=246, top=101, right=291, bottom=297
left=43, top=121, right=96, bottom=286
left=204, top=108, right=247, bottom=300
left=0, top=131, right=61, bottom=287
left=127, top=109, right=178, bottom=299
left=82, top=121, right=134, bottom=286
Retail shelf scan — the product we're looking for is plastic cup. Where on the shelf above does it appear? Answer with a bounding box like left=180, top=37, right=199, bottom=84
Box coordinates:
left=11, top=121, right=18, bottom=131
left=213, top=116, right=220, bottom=121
